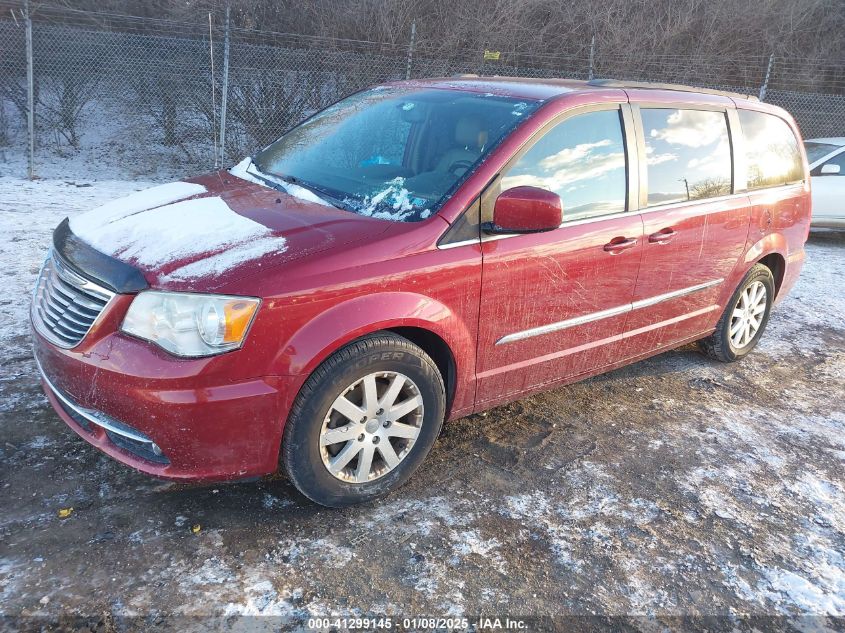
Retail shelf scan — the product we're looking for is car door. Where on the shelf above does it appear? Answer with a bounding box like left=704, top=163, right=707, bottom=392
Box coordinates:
left=619, top=103, right=750, bottom=358
left=475, top=104, right=643, bottom=408
left=810, top=149, right=845, bottom=219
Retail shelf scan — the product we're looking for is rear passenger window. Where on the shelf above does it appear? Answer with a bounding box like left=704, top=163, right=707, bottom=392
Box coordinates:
left=500, top=109, right=627, bottom=222
left=738, top=110, right=804, bottom=190
left=641, top=108, right=732, bottom=205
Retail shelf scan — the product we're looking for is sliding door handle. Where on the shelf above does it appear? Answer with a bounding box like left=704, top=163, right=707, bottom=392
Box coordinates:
left=648, top=228, right=676, bottom=244
left=603, top=237, right=638, bottom=253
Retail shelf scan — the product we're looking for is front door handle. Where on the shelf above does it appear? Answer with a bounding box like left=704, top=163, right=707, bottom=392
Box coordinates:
left=603, top=236, right=638, bottom=253
left=648, top=228, right=676, bottom=244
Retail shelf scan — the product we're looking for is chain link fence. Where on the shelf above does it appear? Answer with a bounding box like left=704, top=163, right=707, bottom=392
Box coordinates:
left=1, top=1, right=843, bottom=180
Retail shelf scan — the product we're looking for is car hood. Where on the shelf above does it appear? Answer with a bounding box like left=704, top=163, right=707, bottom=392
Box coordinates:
left=66, top=170, right=391, bottom=292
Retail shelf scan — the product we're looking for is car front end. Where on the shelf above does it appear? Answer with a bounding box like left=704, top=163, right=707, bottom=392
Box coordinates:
left=30, top=231, right=293, bottom=480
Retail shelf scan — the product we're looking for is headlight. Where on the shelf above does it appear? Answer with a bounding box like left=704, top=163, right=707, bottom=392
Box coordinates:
left=121, top=291, right=260, bottom=357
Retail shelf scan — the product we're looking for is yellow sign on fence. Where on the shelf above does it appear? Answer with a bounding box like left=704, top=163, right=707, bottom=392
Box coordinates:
left=483, top=50, right=501, bottom=61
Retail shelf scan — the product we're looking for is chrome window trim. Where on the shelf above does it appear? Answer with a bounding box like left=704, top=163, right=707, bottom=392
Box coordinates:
left=34, top=354, right=156, bottom=446
left=436, top=238, right=480, bottom=250
left=496, top=278, right=723, bottom=345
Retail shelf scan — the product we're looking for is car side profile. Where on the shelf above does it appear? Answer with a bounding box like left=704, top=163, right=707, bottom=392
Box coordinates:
left=804, top=137, right=845, bottom=228
left=31, top=77, right=810, bottom=507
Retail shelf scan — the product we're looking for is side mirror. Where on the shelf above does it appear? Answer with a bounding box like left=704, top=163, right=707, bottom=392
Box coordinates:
left=483, top=186, right=563, bottom=235
left=820, top=163, right=841, bottom=175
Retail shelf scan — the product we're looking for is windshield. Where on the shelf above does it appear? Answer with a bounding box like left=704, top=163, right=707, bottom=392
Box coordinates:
left=253, top=87, right=540, bottom=222
left=804, top=141, right=840, bottom=164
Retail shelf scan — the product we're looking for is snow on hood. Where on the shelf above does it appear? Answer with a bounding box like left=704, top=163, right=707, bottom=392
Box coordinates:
left=69, top=181, right=207, bottom=236
left=69, top=183, right=288, bottom=283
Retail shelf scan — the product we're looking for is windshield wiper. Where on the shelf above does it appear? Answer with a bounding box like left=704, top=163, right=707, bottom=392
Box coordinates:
left=244, top=163, right=287, bottom=193
left=278, top=174, right=356, bottom=212
left=243, top=157, right=356, bottom=212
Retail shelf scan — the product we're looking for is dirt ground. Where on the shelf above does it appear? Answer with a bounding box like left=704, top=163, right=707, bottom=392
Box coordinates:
left=1, top=180, right=844, bottom=632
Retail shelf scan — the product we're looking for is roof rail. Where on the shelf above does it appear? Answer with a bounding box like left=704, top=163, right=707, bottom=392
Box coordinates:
left=587, top=79, right=759, bottom=102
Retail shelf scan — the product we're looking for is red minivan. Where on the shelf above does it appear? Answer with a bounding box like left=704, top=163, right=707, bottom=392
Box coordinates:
left=31, top=78, right=810, bottom=506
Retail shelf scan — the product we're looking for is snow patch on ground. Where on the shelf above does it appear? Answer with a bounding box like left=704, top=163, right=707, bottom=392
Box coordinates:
left=450, top=528, right=506, bottom=573
left=190, top=557, right=235, bottom=586
left=222, top=580, right=299, bottom=618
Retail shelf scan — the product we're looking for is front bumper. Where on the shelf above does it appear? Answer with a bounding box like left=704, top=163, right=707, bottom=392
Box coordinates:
left=32, top=321, right=294, bottom=482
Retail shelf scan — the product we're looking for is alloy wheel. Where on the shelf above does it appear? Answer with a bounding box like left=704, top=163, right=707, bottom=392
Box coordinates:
left=730, top=280, right=767, bottom=349
left=319, top=371, right=424, bottom=483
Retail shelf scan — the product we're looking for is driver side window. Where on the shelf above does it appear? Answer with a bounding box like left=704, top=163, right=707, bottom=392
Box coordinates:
left=500, top=109, right=628, bottom=222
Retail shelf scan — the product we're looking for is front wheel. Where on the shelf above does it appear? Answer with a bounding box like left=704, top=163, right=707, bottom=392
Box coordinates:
left=698, top=263, right=775, bottom=362
left=281, top=333, right=445, bottom=507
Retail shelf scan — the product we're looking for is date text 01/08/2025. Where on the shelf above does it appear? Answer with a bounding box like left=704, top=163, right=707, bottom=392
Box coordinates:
left=306, top=616, right=529, bottom=630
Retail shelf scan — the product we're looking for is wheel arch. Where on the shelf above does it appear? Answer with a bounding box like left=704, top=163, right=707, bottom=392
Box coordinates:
left=272, top=292, right=474, bottom=419
left=385, top=326, right=457, bottom=416
left=757, top=252, right=786, bottom=296
left=741, top=232, right=788, bottom=298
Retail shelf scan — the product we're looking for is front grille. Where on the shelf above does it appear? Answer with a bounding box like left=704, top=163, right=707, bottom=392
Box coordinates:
left=32, top=253, right=114, bottom=348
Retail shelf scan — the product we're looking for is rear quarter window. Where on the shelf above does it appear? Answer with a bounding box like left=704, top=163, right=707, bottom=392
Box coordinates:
left=738, top=110, right=804, bottom=190
left=641, top=108, right=732, bottom=206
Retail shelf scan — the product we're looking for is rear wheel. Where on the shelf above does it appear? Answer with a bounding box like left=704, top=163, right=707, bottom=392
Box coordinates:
left=282, top=333, right=445, bottom=507
left=698, top=263, right=774, bottom=362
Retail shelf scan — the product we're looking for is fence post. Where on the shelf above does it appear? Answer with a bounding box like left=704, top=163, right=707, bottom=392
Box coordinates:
left=208, top=12, right=218, bottom=169
left=759, top=53, right=774, bottom=101
left=405, top=20, right=416, bottom=80
left=24, top=0, right=34, bottom=179
left=219, top=4, right=230, bottom=166
left=588, top=35, right=595, bottom=80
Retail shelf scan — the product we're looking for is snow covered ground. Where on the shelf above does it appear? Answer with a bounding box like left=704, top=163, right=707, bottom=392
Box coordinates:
left=1, top=176, right=844, bottom=629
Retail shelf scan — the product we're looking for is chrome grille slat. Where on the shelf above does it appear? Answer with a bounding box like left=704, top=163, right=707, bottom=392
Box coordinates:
left=43, top=302, right=67, bottom=323
left=44, top=281, right=100, bottom=317
left=53, top=318, right=89, bottom=336
left=46, top=303, right=90, bottom=328
left=31, top=254, right=115, bottom=348
left=51, top=276, right=107, bottom=311
left=35, top=309, right=77, bottom=344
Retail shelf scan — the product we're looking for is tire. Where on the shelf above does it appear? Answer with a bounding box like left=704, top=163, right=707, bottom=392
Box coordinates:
left=698, top=263, right=775, bottom=362
left=281, top=333, right=446, bottom=507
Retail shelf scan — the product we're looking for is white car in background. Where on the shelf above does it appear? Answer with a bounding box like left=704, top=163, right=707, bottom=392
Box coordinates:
left=805, top=137, right=845, bottom=228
